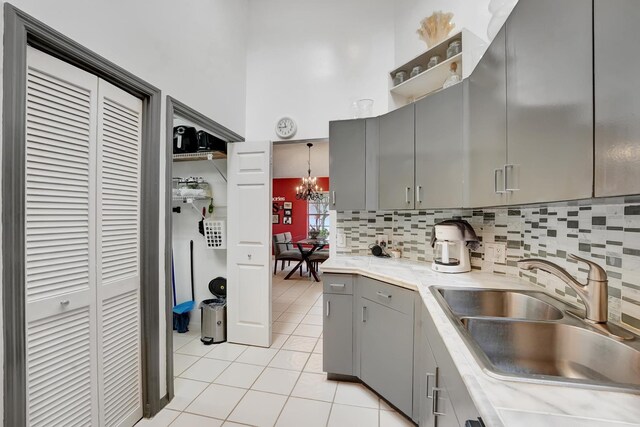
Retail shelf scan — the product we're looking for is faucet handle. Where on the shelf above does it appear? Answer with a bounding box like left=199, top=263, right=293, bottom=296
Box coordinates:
left=568, top=253, right=607, bottom=282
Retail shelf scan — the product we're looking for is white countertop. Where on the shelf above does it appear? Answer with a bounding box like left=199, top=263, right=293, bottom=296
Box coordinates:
left=322, top=256, right=640, bottom=427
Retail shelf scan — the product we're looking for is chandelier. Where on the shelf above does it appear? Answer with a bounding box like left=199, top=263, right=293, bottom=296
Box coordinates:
left=295, top=143, right=323, bottom=201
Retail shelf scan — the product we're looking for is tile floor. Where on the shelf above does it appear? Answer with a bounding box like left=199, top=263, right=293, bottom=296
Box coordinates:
left=136, top=264, right=415, bottom=427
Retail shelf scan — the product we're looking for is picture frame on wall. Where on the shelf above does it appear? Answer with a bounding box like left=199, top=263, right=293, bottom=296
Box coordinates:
left=283, top=216, right=292, bottom=225
left=283, top=202, right=292, bottom=209
left=272, top=214, right=280, bottom=224
left=284, top=209, right=292, bottom=216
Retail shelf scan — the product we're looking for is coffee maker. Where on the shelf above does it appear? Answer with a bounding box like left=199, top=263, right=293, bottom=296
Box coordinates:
left=430, top=220, right=479, bottom=273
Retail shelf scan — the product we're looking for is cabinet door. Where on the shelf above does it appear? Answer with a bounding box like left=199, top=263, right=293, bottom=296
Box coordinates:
left=415, top=83, right=464, bottom=209
left=505, top=0, right=593, bottom=204
left=378, top=104, right=415, bottom=210
left=329, top=119, right=366, bottom=210
left=365, top=118, right=380, bottom=210
left=323, top=294, right=353, bottom=375
left=594, top=0, right=640, bottom=197
left=417, top=325, right=438, bottom=426
left=359, top=298, right=414, bottom=415
left=466, top=27, right=508, bottom=208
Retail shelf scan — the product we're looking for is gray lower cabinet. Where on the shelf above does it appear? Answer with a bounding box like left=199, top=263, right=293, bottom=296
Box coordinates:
left=329, top=119, right=366, bottom=211
left=378, top=103, right=416, bottom=210
left=323, top=293, right=353, bottom=375
left=505, top=0, right=593, bottom=204
left=594, top=0, right=640, bottom=197
left=358, top=296, right=414, bottom=416
left=466, top=27, right=508, bottom=208
left=415, top=83, right=464, bottom=209
left=323, top=274, right=480, bottom=424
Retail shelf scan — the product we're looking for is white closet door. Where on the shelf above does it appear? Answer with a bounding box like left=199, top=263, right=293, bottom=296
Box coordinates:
left=25, top=46, right=99, bottom=427
left=227, top=141, right=272, bottom=347
left=96, top=79, right=143, bottom=427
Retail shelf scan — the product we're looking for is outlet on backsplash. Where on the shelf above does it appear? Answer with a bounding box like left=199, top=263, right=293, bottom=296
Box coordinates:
left=376, top=234, right=389, bottom=247
left=337, top=232, right=347, bottom=248
left=485, top=242, right=507, bottom=264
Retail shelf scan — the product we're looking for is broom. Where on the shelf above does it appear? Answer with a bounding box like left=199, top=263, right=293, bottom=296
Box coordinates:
left=173, top=240, right=196, bottom=333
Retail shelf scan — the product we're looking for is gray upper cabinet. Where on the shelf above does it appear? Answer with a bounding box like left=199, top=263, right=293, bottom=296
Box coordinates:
left=415, top=83, right=464, bottom=209
left=329, top=119, right=367, bottom=211
left=379, top=103, right=416, bottom=210
left=466, top=27, right=508, bottom=208
left=365, top=118, right=380, bottom=210
left=594, top=0, right=640, bottom=197
left=505, top=0, right=593, bottom=204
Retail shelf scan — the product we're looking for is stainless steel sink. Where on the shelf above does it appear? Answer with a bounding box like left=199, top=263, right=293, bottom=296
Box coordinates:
left=432, top=287, right=640, bottom=392
left=437, top=288, right=563, bottom=321
left=461, top=318, right=640, bottom=389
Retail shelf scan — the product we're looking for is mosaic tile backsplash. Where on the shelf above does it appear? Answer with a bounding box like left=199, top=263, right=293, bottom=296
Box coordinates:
left=336, top=198, right=640, bottom=332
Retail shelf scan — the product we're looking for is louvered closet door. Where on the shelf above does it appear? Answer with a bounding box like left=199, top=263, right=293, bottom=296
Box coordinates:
left=95, top=79, right=143, bottom=427
left=25, top=46, right=100, bottom=427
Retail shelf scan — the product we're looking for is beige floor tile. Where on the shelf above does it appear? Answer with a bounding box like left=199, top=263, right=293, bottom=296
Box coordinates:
left=166, top=377, right=209, bottom=411
left=173, top=353, right=199, bottom=376
left=275, top=397, right=331, bottom=427
left=292, top=323, right=323, bottom=338
left=169, top=412, right=223, bottom=427
left=272, top=321, right=298, bottom=335
left=327, top=404, right=378, bottom=427
left=227, top=390, right=287, bottom=427
left=269, top=350, right=310, bottom=371
left=291, top=372, right=337, bottom=402
left=235, top=346, right=278, bottom=366
left=282, top=335, right=317, bottom=352
left=334, top=382, right=380, bottom=409
left=204, top=342, right=248, bottom=361
left=251, top=367, right=301, bottom=395
left=303, top=353, right=324, bottom=374
left=180, top=358, right=230, bottom=382
left=185, top=383, right=247, bottom=419
left=135, top=408, right=180, bottom=426
left=380, top=410, right=415, bottom=426
left=214, top=362, right=264, bottom=388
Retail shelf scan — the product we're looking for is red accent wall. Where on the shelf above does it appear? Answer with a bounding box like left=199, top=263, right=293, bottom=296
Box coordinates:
left=272, top=177, right=329, bottom=242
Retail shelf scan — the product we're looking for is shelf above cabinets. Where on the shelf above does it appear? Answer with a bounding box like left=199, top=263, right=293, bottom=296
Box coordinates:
left=389, top=29, right=485, bottom=104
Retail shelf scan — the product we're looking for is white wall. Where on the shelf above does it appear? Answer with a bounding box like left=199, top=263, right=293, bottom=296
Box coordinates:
left=273, top=141, right=329, bottom=179
left=245, top=0, right=395, bottom=141
left=0, top=0, right=249, bottom=407
left=393, top=0, right=493, bottom=67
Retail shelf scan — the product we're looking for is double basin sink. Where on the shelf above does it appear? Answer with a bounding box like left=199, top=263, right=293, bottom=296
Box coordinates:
left=432, top=287, right=640, bottom=392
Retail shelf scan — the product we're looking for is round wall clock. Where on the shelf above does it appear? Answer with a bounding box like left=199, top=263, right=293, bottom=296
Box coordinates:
left=275, top=117, right=297, bottom=139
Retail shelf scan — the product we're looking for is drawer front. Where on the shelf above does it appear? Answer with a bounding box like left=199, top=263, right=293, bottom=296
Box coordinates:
left=323, top=273, right=354, bottom=295
left=359, top=276, right=414, bottom=315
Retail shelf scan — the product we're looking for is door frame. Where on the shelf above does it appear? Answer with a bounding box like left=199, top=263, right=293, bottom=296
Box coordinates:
left=164, top=97, right=243, bottom=399
left=2, top=4, right=162, bottom=425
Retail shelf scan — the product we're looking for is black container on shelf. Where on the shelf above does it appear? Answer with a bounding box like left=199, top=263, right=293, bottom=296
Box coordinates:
left=173, top=126, right=198, bottom=154
left=196, top=130, right=227, bottom=154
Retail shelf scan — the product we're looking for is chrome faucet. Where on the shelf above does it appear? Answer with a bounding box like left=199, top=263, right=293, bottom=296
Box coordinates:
left=518, top=254, right=633, bottom=340
left=518, top=254, right=608, bottom=323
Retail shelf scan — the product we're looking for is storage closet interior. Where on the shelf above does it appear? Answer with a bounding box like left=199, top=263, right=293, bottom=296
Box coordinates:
left=171, top=114, right=228, bottom=329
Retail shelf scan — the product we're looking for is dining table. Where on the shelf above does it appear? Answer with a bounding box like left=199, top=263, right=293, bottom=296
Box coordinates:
left=284, top=238, right=328, bottom=282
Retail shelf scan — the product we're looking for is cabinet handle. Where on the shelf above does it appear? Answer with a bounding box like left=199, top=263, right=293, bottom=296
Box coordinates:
left=376, top=291, right=392, bottom=299
left=494, top=168, right=506, bottom=194
left=405, top=187, right=411, bottom=204
left=329, top=283, right=345, bottom=288
left=432, top=387, right=446, bottom=416
left=60, top=300, right=70, bottom=306
left=326, top=300, right=330, bottom=317
left=332, top=191, right=336, bottom=205
left=362, top=306, right=367, bottom=323
left=426, top=372, right=435, bottom=398
left=504, top=164, right=519, bottom=192
left=416, top=185, right=422, bottom=204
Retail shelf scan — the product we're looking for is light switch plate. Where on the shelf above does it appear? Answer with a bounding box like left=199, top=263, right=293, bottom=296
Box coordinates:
left=337, top=232, right=346, bottom=248
left=485, top=242, right=507, bottom=264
